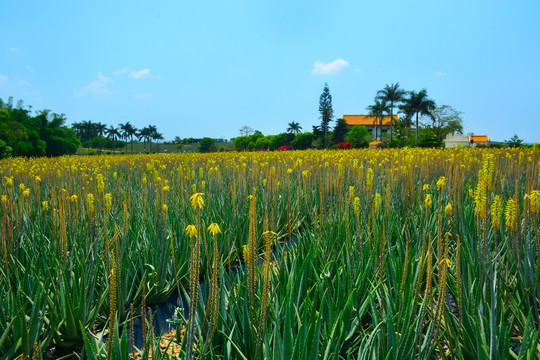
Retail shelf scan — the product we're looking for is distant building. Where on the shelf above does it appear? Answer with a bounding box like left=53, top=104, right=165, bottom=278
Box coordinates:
left=443, top=133, right=469, bottom=148
left=369, top=140, right=385, bottom=149
left=469, top=135, right=489, bottom=147
left=343, top=115, right=399, bottom=140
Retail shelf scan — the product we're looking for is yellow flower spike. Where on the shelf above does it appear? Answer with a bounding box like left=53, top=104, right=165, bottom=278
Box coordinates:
left=163, top=185, right=170, bottom=192
left=424, top=194, right=433, bottom=210
left=1, top=195, right=7, bottom=205
left=262, top=230, right=277, bottom=236
left=185, top=224, right=198, bottom=238
left=423, top=184, right=429, bottom=191
left=207, top=223, right=222, bottom=237
left=287, top=168, right=293, bottom=175
left=491, top=195, right=502, bottom=229
left=373, top=193, right=382, bottom=213
left=505, top=199, right=517, bottom=231
left=445, top=203, right=452, bottom=216
left=23, top=189, right=30, bottom=197
left=530, top=190, right=540, bottom=214
left=142, top=175, right=147, bottom=185
left=436, top=176, right=446, bottom=192
left=202, top=181, right=206, bottom=191
left=35, top=176, right=41, bottom=183
left=189, top=192, right=205, bottom=210
left=162, top=204, right=168, bottom=213
left=70, top=194, right=77, bottom=202
left=19, top=183, right=26, bottom=192
left=468, top=188, right=474, bottom=199
left=105, top=193, right=112, bottom=210
left=113, top=172, right=117, bottom=181
left=353, top=197, right=360, bottom=214
left=42, top=201, right=49, bottom=211
left=263, top=179, right=267, bottom=187
left=349, top=186, right=354, bottom=201
left=243, top=244, right=250, bottom=263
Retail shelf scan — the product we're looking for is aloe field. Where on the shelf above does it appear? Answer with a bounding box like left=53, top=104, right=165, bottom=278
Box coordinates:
left=1, top=148, right=540, bottom=359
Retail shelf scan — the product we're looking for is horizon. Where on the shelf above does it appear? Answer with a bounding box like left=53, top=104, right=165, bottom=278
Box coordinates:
left=1, top=1, right=539, bottom=143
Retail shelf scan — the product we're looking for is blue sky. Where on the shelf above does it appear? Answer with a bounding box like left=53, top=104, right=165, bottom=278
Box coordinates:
left=1, top=0, right=539, bottom=142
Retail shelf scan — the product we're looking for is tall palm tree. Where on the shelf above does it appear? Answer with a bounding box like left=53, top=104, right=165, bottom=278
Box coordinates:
left=81, top=120, right=95, bottom=143
left=376, top=83, right=406, bottom=141
left=123, top=122, right=137, bottom=153
left=287, top=121, right=302, bottom=135
left=367, top=100, right=390, bottom=141
left=105, top=126, right=120, bottom=153
left=404, top=89, right=436, bottom=146
left=398, top=102, right=415, bottom=145
left=118, top=122, right=131, bottom=152
left=96, top=122, right=107, bottom=151
left=153, top=131, right=164, bottom=153
left=148, top=125, right=157, bottom=152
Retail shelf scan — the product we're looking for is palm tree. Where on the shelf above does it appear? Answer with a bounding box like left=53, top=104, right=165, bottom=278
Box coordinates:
left=81, top=120, right=95, bottom=143
left=147, top=125, right=157, bottom=152
left=105, top=126, right=120, bottom=153
left=367, top=100, right=390, bottom=140
left=96, top=122, right=107, bottom=151
left=404, top=89, right=436, bottom=146
left=153, top=131, right=164, bottom=153
left=124, top=122, right=137, bottom=153
left=398, top=102, right=415, bottom=145
left=287, top=121, right=302, bottom=135
left=376, top=83, right=406, bottom=141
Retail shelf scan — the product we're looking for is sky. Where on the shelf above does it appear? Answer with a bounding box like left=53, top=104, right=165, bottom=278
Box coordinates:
left=1, top=0, right=539, bottom=143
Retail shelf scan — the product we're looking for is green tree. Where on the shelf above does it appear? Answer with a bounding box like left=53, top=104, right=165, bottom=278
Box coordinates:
left=291, top=132, right=314, bottom=150
left=424, top=105, right=464, bottom=143
left=287, top=121, right=302, bottom=135
left=105, top=126, right=120, bottom=152
left=505, top=134, right=523, bottom=148
left=255, top=136, right=271, bottom=150
left=96, top=122, right=107, bottom=151
left=198, top=137, right=217, bottom=152
left=319, top=83, right=333, bottom=148
left=367, top=100, right=390, bottom=141
left=0, top=139, right=13, bottom=159
left=376, top=82, right=406, bottom=141
left=404, top=89, right=436, bottom=146
left=332, top=118, right=349, bottom=144
left=346, top=125, right=370, bottom=148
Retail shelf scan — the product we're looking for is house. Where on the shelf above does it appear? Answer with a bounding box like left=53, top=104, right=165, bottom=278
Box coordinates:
left=343, top=115, right=399, bottom=140
left=443, top=133, right=469, bottom=148
left=369, top=140, right=386, bottom=149
left=470, top=135, right=489, bottom=147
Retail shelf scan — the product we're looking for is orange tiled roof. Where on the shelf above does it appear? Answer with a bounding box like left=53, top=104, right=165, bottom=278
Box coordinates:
left=470, top=135, right=489, bottom=142
left=343, top=114, right=398, bottom=126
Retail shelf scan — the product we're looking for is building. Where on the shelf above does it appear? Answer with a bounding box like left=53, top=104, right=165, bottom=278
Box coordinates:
left=343, top=114, right=399, bottom=140
left=442, top=133, right=490, bottom=148
left=443, top=133, right=469, bottom=148
left=470, top=135, right=489, bottom=147
left=369, top=140, right=385, bottom=149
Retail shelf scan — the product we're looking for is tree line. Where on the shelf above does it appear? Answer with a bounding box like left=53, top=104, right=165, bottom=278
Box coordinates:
left=0, top=97, right=80, bottom=158
left=71, top=120, right=164, bottom=153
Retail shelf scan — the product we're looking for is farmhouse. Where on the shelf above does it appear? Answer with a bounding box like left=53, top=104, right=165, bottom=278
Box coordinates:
left=443, top=133, right=469, bottom=148
left=343, top=114, right=399, bottom=140
left=470, top=135, right=489, bottom=147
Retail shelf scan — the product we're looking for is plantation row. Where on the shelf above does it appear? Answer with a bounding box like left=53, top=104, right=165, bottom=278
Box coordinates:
left=0, top=148, right=539, bottom=359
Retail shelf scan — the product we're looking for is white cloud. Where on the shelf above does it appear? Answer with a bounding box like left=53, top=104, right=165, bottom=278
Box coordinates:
left=434, top=70, right=447, bottom=76
left=0, top=75, right=29, bottom=89
left=311, top=59, right=349, bottom=75
left=8, top=46, right=21, bottom=52
left=113, top=68, right=129, bottom=75
left=129, top=69, right=151, bottom=79
left=26, top=65, right=35, bottom=73
left=354, top=68, right=362, bottom=72
left=74, top=72, right=113, bottom=97
left=134, top=93, right=151, bottom=99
